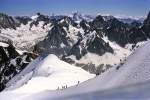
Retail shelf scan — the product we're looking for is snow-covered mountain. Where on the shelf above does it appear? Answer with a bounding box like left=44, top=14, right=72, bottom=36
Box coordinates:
left=4, top=54, right=95, bottom=93
left=0, top=11, right=150, bottom=94
left=1, top=35, right=150, bottom=100
left=0, top=40, right=37, bottom=91
left=45, top=40, right=150, bottom=100
left=0, top=13, right=52, bottom=50
left=70, top=12, right=95, bottom=22
left=33, top=13, right=148, bottom=75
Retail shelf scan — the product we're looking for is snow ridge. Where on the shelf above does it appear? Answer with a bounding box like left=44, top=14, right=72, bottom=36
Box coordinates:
left=5, top=54, right=95, bottom=94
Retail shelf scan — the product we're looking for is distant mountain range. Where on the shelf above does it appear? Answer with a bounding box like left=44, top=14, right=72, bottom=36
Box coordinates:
left=0, top=11, right=150, bottom=92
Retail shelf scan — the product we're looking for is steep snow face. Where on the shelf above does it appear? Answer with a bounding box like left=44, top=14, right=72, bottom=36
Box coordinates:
left=62, top=40, right=150, bottom=94
left=4, top=54, right=95, bottom=94
left=1, top=40, right=150, bottom=100
left=19, top=40, right=150, bottom=100
left=0, top=21, right=52, bottom=50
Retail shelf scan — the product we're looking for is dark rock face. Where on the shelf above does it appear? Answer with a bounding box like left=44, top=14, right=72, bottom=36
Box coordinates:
left=30, top=13, right=51, bottom=29
left=90, top=15, right=107, bottom=31
left=33, top=11, right=150, bottom=62
left=34, top=23, right=71, bottom=56
left=0, top=43, right=38, bottom=91
left=67, top=39, right=87, bottom=60
left=15, top=16, right=32, bottom=25
left=0, top=13, right=32, bottom=29
left=92, top=16, right=148, bottom=47
left=90, top=16, right=144, bottom=47
left=75, top=63, right=113, bottom=75
left=87, top=36, right=114, bottom=55
left=130, top=21, right=142, bottom=28
left=7, top=44, right=19, bottom=59
left=0, top=13, right=19, bottom=29
left=33, top=14, right=115, bottom=60
left=33, top=16, right=79, bottom=56
left=128, top=27, right=147, bottom=44
left=0, top=43, right=19, bottom=63
left=105, top=18, right=130, bottom=47
left=0, top=47, right=9, bottom=63
left=66, top=31, right=113, bottom=60
left=80, top=20, right=90, bottom=32
left=0, top=44, right=18, bottom=91
left=142, top=12, right=150, bottom=38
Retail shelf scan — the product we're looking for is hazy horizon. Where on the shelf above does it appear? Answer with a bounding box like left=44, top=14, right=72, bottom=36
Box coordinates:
left=0, top=0, right=150, bottom=17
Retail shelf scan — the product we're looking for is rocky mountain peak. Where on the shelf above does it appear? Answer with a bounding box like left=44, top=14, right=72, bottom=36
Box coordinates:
left=0, top=42, right=38, bottom=91
left=29, top=13, right=51, bottom=29
left=72, top=12, right=83, bottom=21
left=0, top=13, right=18, bottom=29
left=142, top=12, right=150, bottom=38
left=15, top=16, right=32, bottom=25
left=33, top=22, right=71, bottom=56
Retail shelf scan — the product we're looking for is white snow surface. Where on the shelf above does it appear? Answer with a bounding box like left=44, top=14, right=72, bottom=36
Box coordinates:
left=23, top=40, right=150, bottom=100
left=31, top=15, right=39, bottom=20
left=4, top=54, right=95, bottom=94
left=1, top=40, right=150, bottom=100
left=0, top=42, right=9, bottom=47
left=62, top=40, right=150, bottom=93
left=0, top=21, right=52, bottom=50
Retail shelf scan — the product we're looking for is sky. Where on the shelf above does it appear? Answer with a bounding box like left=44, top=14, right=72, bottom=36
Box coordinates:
left=0, top=0, right=150, bottom=17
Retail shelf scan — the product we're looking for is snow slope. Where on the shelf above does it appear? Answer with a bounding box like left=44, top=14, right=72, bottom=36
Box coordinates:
left=24, top=80, right=150, bottom=100
left=0, top=21, right=52, bottom=50
left=4, top=54, right=95, bottom=94
left=21, top=40, right=150, bottom=100
left=56, top=40, right=150, bottom=94
left=0, top=40, right=150, bottom=100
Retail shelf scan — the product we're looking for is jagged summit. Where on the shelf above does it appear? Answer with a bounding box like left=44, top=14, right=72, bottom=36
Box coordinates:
left=142, top=12, right=150, bottom=38
left=72, top=12, right=83, bottom=22
left=0, top=13, right=19, bottom=29
left=15, top=16, right=32, bottom=25
left=4, top=54, right=95, bottom=93
left=34, top=23, right=71, bottom=56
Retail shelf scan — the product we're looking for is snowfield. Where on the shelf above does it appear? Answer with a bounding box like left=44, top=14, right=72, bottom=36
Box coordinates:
left=1, top=40, right=150, bottom=99
left=25, top=40, right=150, bottom=100
left=4, top=54, right=95, bottom=94
left=0, top=21, right=52, bottom=50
